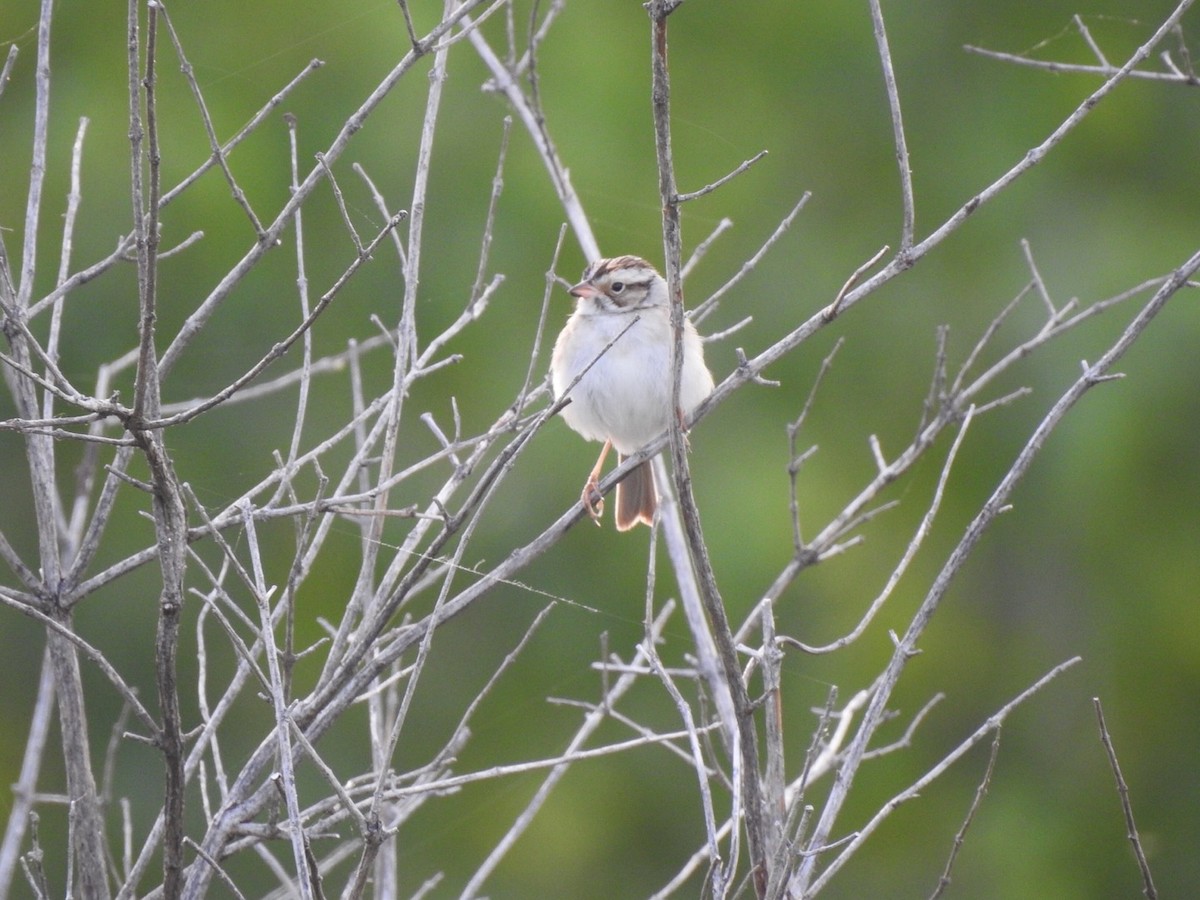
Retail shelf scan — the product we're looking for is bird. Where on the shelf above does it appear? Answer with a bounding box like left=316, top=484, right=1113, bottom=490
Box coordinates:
left=550, top=255, right=714, bottom=530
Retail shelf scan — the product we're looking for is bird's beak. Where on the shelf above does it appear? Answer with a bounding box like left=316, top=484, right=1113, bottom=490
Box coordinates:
left=569, top=281, right=598, bottom=299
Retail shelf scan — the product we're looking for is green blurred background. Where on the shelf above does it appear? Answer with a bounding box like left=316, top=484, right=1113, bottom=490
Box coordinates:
left=1, top=0, right=1198, bottom=896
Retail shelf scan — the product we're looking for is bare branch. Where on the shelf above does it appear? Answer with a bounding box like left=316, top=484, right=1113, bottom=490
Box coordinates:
left=157, top=0, right=496, bottom=380
left=690, top=193, right=809, bottom=325
left=147, top=212, right=406, bottom=428
left=157, top=2, right=266, bottom=236
left=929, top=729, right=1002, bottom=900
left=795, top=243, right=1200, bottom=893
left=801, top=657, right=1082, bottom=895
left=823, top=244, right=889, bottom=321
left=675, top=149, right=768, bottom=204
left=43, top=117, right=89, bottom=417
left=467, top=20, right=599, bottom=259
left=2, top=3, right=1195, bottom=897
left=681, top=217, right=734, bottom=279
left=460, top=606, right=677, bottom=899
left=0, top=44, right=19, bottom=102
left=316, top=153, right=364, bottom=255
left=642, top=562, right=726, bottom=891
left=0, top=590, right=156, bottom=733
left=965, top=43, right=1200, bottom=85
left=0, top=652, right=56, bottom=890
left=869, top=0, right=914, bottom=251
left=647, top=5, right=769, bottom=893
left=1094, top=698, right=1159, bottom=899
left=778, top=405, right=976, bottom=654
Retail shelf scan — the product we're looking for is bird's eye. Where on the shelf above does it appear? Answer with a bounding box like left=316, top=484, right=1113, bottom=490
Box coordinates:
left=610, top=282, right=625, bottom=294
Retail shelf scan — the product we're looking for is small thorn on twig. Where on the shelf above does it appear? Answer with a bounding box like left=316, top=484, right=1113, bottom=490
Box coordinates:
left=369, top=314, right=400, bottom=351
left=889, top=630, right=921, bottom=657
left=703, top=315, right=752, bottom=344
left=737, top=348, right=780, bottom=387
left=869, top=434, right=887, bottom=473
left=824, top=245, right=890, bottom=321
left=1081, top=359, right=1124, bottom=384
left=748, top=690, right=776, bottom=711
left=105, top=465, right=154, bottom=493
left=431, top=497, right=452, bottom=526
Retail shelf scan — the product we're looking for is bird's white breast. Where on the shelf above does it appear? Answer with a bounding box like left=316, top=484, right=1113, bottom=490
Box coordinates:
left=551, top=307, right=713, bottom=454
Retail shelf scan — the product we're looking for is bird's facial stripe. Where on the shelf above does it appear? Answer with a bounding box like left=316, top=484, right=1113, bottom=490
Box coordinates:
left=575, top=257, right=659, bottom=310
left=583, top=256, right=651, bottom=281
left=602, top=268, right=652, bottom=288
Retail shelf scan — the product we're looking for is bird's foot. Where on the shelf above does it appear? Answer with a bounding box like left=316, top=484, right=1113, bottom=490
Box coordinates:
left=581, top=475, right=604, bottom=525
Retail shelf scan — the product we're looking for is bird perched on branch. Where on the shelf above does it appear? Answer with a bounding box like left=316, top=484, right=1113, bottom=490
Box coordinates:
left=551, top=256, right=713, bottom=530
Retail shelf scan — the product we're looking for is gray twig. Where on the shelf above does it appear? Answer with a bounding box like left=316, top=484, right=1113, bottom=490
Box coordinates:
left=929, top=730, right=1002, bottom=900
left=1094, top=698, right=1158, bottom=899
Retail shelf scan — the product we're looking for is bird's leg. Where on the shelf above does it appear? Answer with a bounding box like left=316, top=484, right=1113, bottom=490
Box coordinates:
left=582, top=439, right=611, bottom=524
left=675, top=407, right=693, bottom=449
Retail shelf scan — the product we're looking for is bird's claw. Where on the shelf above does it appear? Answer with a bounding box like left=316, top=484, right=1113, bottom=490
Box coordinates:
left=581, top=476, right=604, bottom=525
